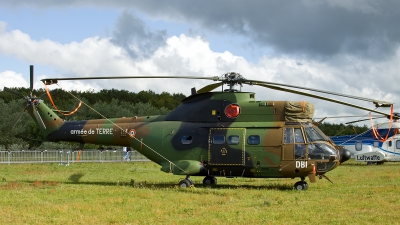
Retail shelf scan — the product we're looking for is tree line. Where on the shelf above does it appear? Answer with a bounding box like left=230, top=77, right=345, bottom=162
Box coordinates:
left=0, top=87, right=368, bottom=150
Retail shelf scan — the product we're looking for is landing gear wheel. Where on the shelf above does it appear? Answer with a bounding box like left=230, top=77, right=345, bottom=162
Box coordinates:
left=178, top=179, right=192, bottom=188
left=203, top=176, right=217, bottom=185
left=294, top=181, right=308, bottom=190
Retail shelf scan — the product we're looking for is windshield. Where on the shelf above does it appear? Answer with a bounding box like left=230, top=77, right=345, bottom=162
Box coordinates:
left=308, top=143, right=338, bottom=160
left=305, top=126, right=328, bottom=142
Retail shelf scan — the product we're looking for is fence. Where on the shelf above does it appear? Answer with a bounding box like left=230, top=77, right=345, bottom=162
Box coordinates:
left=0, top=150, right=149, bottom=165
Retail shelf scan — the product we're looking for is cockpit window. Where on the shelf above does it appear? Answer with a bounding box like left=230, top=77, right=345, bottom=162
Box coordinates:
left=284, top=128, right=305, bottom=143
left=305, top=126, right=326, bottom=142
left=308, top=143, right=337, bottom=160
left=294, top=128, right=304, bottom=143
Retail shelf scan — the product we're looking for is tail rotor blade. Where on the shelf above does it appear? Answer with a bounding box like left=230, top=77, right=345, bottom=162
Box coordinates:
left=30, top=65, right=34, bottom=93
left=33, top=106, right=46, bottom=130
left=39, top=88, right=60, bottom=99
left=11, top=107, right=27, bottom=130
left=4, top=87, right=25, bottom=98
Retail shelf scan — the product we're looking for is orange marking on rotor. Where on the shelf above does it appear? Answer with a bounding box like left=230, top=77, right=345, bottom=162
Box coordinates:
left=370, top=105, right=397, bottom=142
left=44, top=84, right=82, bottom=116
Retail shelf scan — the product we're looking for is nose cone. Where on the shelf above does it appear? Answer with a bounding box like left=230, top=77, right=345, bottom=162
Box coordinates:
left=339, top=148, right=351, bottom=163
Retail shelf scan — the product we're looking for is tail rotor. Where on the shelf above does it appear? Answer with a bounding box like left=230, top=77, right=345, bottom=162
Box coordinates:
left=4, top=65, right=45, bottom=130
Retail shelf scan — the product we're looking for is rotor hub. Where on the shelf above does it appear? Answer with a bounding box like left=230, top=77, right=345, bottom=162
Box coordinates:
left=221, top=72, right=245, bottom=92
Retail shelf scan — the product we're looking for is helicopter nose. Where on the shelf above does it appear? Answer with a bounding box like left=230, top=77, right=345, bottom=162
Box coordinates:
left=339, top=148, right=351, bottom=163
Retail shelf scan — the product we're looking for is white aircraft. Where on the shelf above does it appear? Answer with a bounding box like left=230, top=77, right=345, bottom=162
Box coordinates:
left=330, top=121, right=400, bottom=164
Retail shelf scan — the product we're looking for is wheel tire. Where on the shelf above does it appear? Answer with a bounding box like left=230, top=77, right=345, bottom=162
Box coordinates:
left=178, top=179, right=192, bottom=188
left=203, top=176, right=217, bottom=185
left=294, top=181, right=306, bottom=190
left=304, top=182, right=309, bottom=190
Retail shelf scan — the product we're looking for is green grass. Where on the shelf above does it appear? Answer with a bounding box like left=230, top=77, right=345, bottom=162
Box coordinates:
left=1, top=160, right=400, bottom=224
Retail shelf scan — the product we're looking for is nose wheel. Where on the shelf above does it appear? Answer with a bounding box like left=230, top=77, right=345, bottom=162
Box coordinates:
left=294, top=177, right=308, bottom=190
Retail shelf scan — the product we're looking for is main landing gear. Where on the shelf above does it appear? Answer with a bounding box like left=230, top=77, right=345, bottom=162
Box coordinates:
left=178, top=175, right=194, bottom=188
left=294, top=177, right=308, bottom=190
left=203, top=175, right=217, bottom=185
left=178, top=175, right=218, bottom=188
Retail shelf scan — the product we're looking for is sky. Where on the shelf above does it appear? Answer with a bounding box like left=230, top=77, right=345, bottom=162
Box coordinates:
left=0, top=0, right=399, bottom=126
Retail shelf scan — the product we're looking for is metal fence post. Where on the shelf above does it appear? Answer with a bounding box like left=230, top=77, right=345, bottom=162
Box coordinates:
left=66, top=151, right=70, bottom=166
left=59, top=150, right=63, bottom=165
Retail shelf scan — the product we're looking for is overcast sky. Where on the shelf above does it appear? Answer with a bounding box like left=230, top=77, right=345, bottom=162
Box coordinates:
left=0, top=0, right=399, bottom=126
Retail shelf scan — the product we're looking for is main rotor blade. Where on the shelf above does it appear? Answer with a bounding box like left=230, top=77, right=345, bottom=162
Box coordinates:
left=197, top=82, right=223, bottom=94
left=246, top=79, right=393, bottom=107
left=313, top=115, right=382, bottom=120
left=41, top=76, right=219, bottom=85
left=254, top=83, right=396, bottom=118
left=4, top=87, right=25, bottom=98
left=345, top=117, right=386, bottom=124
left=40, top=72, right=393, bottom=108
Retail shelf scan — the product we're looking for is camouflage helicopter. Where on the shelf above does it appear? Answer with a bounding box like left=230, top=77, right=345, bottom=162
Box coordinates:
left=4, top=65, right=396, bottom=190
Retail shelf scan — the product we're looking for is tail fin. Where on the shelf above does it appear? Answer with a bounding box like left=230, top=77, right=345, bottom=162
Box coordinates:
left=26, top=99, right=65, bottom=138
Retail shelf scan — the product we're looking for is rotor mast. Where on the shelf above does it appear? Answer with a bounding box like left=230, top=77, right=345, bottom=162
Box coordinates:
left=221, top=72, right=245, bottom=92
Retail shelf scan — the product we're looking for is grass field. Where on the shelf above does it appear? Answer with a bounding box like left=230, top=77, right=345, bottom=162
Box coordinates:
left=1, top=160, right=400, bottom=224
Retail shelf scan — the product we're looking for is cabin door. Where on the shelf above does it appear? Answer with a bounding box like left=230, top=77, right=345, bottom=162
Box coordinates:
left=282, top=126, right=307, bottom=171
left=208, top=128, right=245, bottom=166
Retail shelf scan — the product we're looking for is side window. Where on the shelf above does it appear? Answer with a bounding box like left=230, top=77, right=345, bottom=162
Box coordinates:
left=181, top=136, right=193, bottom=144
left=227, top=135, right=240, bottom=145
left=248, top=135, right=260, bottom=145
left=396, top=140, right=400, bottom=149
left=213, top=135, right=225, bottom=144
left=389, top=141, right=392, bottom=147
left=373, top=141, right=379, bottom=148
left=284, top=128, right=294, bottom=143
left=355, top=141, right=362, bottom=151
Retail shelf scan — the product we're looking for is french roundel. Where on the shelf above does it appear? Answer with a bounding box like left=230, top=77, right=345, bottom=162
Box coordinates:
left=225, top=103, right=240, bottom=119
left=129, top=129, right=136, bottom=138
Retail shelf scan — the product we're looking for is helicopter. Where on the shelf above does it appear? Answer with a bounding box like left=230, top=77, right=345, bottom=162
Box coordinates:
left=4, top=65, right=397, bottom=190
left=329, top=115, right=400, bottom=165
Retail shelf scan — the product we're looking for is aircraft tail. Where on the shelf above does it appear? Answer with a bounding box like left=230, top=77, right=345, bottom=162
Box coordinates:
left=26, top=99, right=65, bottom=138
left=4, top=65, right=65, bottom=138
